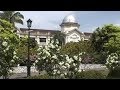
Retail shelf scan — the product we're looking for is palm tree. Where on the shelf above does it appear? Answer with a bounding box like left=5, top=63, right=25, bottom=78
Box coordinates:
left=0, top=11, right=24, bottom=27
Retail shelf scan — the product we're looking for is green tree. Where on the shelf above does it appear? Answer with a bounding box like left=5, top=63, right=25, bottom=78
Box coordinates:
left=90, top=24, right=120, bottom=64
left=61, top=41, right=93, bottom=56
left=52, top=31, right=66, bottom=46
left=16, top=37, right=39, bottom=65
left=0, top=11, right=24, bottom=28
left=90, top=24, right=120, bottom=53
left=36, top=39, right=82, bottom=79
left=61, top=41, right=94, bottom=63
left=0, top=19, right=19, bottom=79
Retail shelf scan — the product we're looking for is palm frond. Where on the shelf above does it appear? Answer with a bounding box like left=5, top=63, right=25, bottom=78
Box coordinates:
left=15, top=19, right=24, bottom=25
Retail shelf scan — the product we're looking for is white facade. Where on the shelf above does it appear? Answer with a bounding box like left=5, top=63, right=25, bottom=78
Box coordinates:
left=66, top=32, right=81, bottom=43
left=60, top=15, right=82, bottom=43
left=17, top=15, right=92, bottom=46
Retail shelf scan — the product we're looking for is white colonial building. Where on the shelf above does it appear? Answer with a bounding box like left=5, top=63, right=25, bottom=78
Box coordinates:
left=17, top=15, right=92, bottom=46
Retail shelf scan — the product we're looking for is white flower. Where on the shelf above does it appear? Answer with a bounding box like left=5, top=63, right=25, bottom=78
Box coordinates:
left=3, top=50, right=6, bottom=52
left=66, top=55, right=69, bottom=60
left=60, top=74, right=64, bottom=77
left=17, top=64, right=20, bottom=67
left=73, top=63, right=76, bottom=66
left=2, top=41, right=8, bottom=47
left=53, top=72, right=56, bottom=75
left=115, top=61, right=119, bottom=63
left=51, top=60, right=54, bottom=62
left=57, top=48, right=60, bottom=51
left=56, top=39, right=59, bottom=44
left=82, top=69, right=85, bottom=71
left=45, top=51, right=51, bottom=56
left=79, top=53, right=83, bottom=56
left=65, top=63, right=70, bottom=68
left=45, top=46, right=48, bottom=50
left=52, top=55, right=57, bottom=59
left=55, top=44, right=58, bottom=47
left=33, top=63, right=35, bottom=66
left=35, top=60, right=38, bottom=63
left=13, top=51, right=16, bottom=55
left=67, top=58, right=73, bottom=63
left=78, top=69, right=82, bottom=72
left=42, top=56, right=46, bottom=59
left=57, top=71, right=60, bottom=74
left=79, top=57, right=82, bottom=61
left=73, top=56, right=78, bottom=60
left=38, top=58, right=40, bottom=60
left=111, top=60, right=115, bottom=63
left=75, top=68, right=78, bottom=71
left=5, top=46, right=10, bottom=51
left=59, top=62, right=64, bottom=65
left=64, top=72, right=67, bottom=75
left=51, top=40, right=54, bottom=44
left=49, top=43, right=55, bottom=48
left=9, top=70, right=13, bottom=73
left=53, top=69, right=57, bottom=72
left=11, top=60, right=14, bottom=63
left=62, top=66, right=67, bottom=69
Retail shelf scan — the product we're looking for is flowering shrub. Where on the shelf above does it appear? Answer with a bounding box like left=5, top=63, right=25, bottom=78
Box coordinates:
left=35, top=39, right=84, bottom=79
left=0, top=19, right=19, bottom=79
left=106, top=53, right=119, bottom=70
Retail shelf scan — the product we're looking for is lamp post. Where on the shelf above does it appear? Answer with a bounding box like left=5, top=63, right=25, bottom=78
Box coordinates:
left=27, top=19, right=32, bottom=77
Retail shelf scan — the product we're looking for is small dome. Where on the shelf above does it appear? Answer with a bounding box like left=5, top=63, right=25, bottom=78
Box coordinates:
left=62, top=15, right=77, bottom=23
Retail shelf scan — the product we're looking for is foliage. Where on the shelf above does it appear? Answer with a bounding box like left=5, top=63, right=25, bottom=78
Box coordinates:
left=107, top=66, right=120, bottom=79
left=0, top=11, right=24, bottom=30
left=90, top=24, right=120, bottom=64
left=0, top=19, right=19, bottom=79
left=27, top=70, right=108, bottom=79
left=27, top=74, right=50, bottom=79
left=91, top=52, right=108, bottom=64
left=105, top=53, right=119, bottom=70
left=76, top=70, right=107, bottom=79
left=61, top=41, right=94, bottom=63
left=61, top=41, right=93, bottom=56
left=52, top=31, right=66, bottom=46
left=90, top=24, right=120, bottom=53
left=35, top=39, right=82, bottom=79
left=16, top=37, right=39, bottom=65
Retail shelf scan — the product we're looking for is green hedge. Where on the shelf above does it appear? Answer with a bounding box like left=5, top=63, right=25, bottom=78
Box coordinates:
left=76, top=70, right=108, bottom=79
left=27, top=74, right=50, bottom=79
left=107, top=66, right=120, bottom=79
left=27, top=70, right=108, bottom=79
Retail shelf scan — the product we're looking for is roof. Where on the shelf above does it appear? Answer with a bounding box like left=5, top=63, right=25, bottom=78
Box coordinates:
left=67, top=29, right=83, bottom=35
left=20, top=28, right=60, bottom=32
left=62, top=15, right=77, bottom=23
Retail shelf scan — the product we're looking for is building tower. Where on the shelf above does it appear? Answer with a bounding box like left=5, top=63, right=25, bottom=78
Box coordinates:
left=60, top=15, right=80, bottom=34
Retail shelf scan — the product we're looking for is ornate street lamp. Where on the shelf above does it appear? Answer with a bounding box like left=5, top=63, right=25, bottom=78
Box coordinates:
left=27, top=19, right=32, bottom=77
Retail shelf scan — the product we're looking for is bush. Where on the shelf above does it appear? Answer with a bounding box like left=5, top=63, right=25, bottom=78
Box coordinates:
left=107, top=66, right=120, bottom=79
left=27, top=70, right=108, bottom=79
left=76, top=70, right=107, bottom=79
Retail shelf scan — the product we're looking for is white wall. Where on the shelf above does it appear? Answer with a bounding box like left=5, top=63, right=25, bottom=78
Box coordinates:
left=66, top=32, right=81, bottom=43
left=61, top=26, right=79, bottom=34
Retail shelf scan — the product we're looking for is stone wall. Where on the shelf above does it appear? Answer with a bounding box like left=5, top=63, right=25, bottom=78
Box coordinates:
left=11, top=64, right=107, bottom=74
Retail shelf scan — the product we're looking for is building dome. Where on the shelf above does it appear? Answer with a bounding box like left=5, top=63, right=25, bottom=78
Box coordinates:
left=62, top=15, right=77, bottom=23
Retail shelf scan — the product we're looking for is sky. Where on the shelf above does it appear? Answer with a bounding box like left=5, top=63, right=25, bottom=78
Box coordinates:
left=15, top=11, right=120, bottom=33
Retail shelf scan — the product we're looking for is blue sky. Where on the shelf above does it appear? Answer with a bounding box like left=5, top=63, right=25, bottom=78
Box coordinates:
left=16, top=11, right=120, bottom=33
